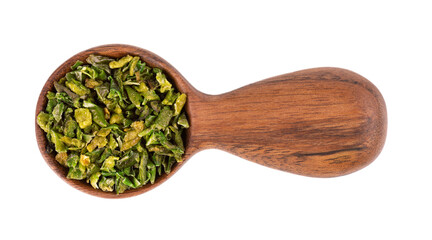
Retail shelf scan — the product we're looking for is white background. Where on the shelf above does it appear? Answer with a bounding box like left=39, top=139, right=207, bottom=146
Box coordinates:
left=1, top=0, right=431, bottom=239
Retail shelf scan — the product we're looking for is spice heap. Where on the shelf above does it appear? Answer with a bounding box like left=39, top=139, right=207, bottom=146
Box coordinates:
left=37, top=55, right=189, bottom=194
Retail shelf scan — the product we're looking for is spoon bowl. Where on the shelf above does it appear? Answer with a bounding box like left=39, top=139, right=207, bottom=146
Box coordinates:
left=36, top=44, right=387, bottom=198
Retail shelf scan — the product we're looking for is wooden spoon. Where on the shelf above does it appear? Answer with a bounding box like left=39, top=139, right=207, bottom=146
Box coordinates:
left=35, top=44, right=387, bottom=198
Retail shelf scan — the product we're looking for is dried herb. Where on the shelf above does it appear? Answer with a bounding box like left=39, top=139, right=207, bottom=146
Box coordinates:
left=37, top=54, right=189, bottom=194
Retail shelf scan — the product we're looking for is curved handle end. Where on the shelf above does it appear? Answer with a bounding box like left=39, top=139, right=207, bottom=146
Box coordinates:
left=189, top=67, right=387, bottom=177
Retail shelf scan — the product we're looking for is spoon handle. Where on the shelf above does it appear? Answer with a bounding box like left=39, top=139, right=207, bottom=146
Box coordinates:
left=188, top=67, right=386, bottom=177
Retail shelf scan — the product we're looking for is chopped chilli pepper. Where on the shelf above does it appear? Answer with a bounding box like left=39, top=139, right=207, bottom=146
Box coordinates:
left=37, top=54, right=189, bottom=194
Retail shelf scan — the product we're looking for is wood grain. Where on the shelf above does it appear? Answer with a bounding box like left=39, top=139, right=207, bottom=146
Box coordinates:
left=186, top=68, right=387, bottom=177
left=36, top=44, right=387, bottom=198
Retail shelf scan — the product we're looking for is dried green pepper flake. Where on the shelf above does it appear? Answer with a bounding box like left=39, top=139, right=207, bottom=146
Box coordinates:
left=83, top=101, right=109, bottom=128
left=138, top=83, right=160, bottom=101
left=125, top=86, right=142, bottom=109
left=95, top=83, right=110, bottom=102
left=50, top=130, right=67, bottom=153
left=170, top=126, right=185, bottom=151
left=99, top=176, right=115, bottom=192
left=146, top=132, right=160, bottom=146
left=150, top=101, right=162, bottom=113
left=154, top=107, right=173, bottom=130
left=65, top=78, right=90, bottom=96
left=146, top=159, right=156, bottom=184
left=129, top=56, right=140, bottom=76
left=52, top=102, right=65, bottom=122
left=86, top=147, right=104, bottom=163
left=177, top=112, right=190, bottom=128
left=63, top=118, right=78, bottom=137
left=116, top=151, right=139, bottom=170
left=137, top=149, right=148, bottom=185
left=87, top=136, right=108, bottom=152
left=109, top=55, right=133, bottom=69
left=60, top=136, right=85, bottom=149
left=120, top=121, right=144, bottom=151
left=165, top=157, right=176, bottom=174
left=54, top=82, right=79, bottom=102
left=80, top=66, right=98, bottom=79
left=74, top=108, right=92, bottom=129
left=37, top=112, right=51, bottom=133
left=162, top=89, right=180, bottom=105
left=108, top=134, right=118, bottom=150
left=154, top=130, right=184, bottom=159
left=67, top=161, right=86, bottom=180
left=66, top=71, right=84, bottom=82
left=46, top=98, right=57, bottom=114
left=155, top=70, right=172, bottom=93
left=97, top=128, right=111, bottom=137
left=37, top=54, right=189, bottom=194
left=107, top=76, right=123, bottom=102
left=86, top=55, right=113, bottom=74
left=86, top=163, right=100, bottom=177
left=71, top=60, right=83, bottom=70
left=55, top=92, right=74, bottom=107
left=174, top=93, right=187, bottom=116
left=138, top=128, right=153, bottom=138
left=66, top=153, right=79, bottom=168
left=85, top=78, right=102, bottom=88
left=80, top=154, right=91, bottom=167
left=90, top=172, right=101, bottom=189
left=55, top=152, right=68, bottom=166
left=101, top=156, right=118, bottom=172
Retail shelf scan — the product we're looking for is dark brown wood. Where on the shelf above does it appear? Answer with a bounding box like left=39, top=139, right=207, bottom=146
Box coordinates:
left=36, top=44, right=387, bottom=198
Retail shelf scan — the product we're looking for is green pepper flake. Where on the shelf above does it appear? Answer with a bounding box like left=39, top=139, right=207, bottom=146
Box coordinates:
left=36, top=54, right=189, bottom=194
left=109, top=55, right=133, bottom=69
left=90, top=172, right=101, bottom=189
left=125, top=86, right=143, bottom=109
left=65, top=78, right=90, bottom=96
left=154, top=107, right=173, bottom=130
left=129, top=56, right=140, bottom=76
left=37, top=112, right=51, bottom=133
left=155, top=71, right=172, bottom=93
left=71, top=60, right=83, bottom=70
left=74, top=108, right=92, bottom=129
left=173, top=93, right=187, bottom=116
